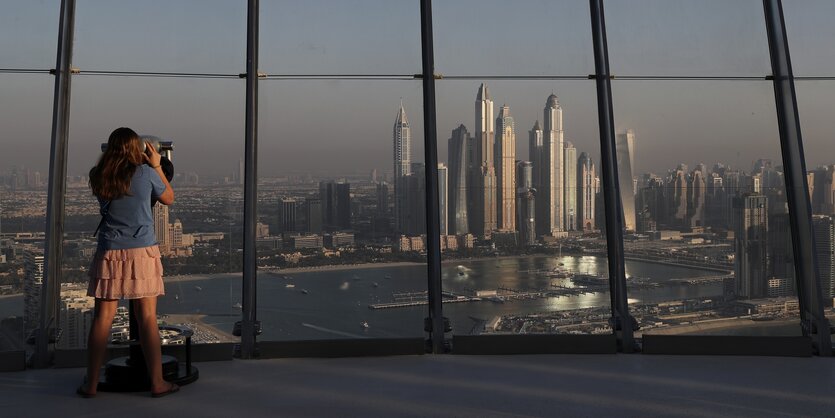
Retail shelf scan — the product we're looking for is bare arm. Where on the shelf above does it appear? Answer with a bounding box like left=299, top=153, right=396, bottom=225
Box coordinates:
left=144, top=141, right=175, bottom=205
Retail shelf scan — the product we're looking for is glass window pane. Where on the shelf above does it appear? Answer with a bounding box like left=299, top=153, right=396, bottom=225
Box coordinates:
left=260, top=0, right=422, bottom=75
left=795, top=80, right=835, bottom=313
left=783, top=0, right=835, bottom=77
left=74, top=0, right=246, bottom=73
left=435, top=79, right=612, bottom=336
left=59, top=76, right=244, bottom=349
left=257, top=80, right=426, bottom=340
left=0, top=75, right=53, bottom=353
left=612, top=80, right=802, bottom=337
left=0, top=0, right=60, bottom=69
left=605, top=0, right=772, bottom=77
left=433, top=0, right=594, bottom=76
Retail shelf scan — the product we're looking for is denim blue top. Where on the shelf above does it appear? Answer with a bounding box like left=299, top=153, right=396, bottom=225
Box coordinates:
left=97, top=164, right=167, bottom=250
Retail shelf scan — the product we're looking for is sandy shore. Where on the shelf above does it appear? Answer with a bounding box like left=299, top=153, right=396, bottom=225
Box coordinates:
left=639, top=317, right=801, bottom=336
left=162, top=313, right=237, bottom=343
left=164, top=254, right=587, bottom=282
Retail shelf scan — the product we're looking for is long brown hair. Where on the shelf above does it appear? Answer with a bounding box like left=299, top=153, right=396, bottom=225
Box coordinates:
left=89, top=127, right=144, bottom=200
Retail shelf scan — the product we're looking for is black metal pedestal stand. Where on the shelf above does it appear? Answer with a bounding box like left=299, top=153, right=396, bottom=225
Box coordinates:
left=96, top=301, right=198, bottom=392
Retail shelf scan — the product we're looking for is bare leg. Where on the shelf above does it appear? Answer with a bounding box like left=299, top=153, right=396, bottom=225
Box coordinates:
left=133, top=296, right=172, bottom=393
left=84, top=299, right=118, bottom=394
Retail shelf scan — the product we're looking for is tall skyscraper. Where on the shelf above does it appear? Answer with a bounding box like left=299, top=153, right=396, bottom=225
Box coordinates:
left=495, top=104, right=516, bottom=232
left=811, top=165, right=835, bottom=215
left=320, top=181, right=350, bottom=230
left=813, top=215, right=835, bottom=306
left=376, top=182, right=389, bottom=216
left=438, top=163, right=448, bottom=236
left=470, top=83, right=497, bottom=238
left=516, top=161, right=536, bottom=246
left=403, top=164, right=426, bottom=236
left=529, top=120, right=543, bottom=191
left=336, top=183, right=352, bottom=230
left=705, top=172, right=726, bottom=228
left=670, top=164, right=689, bottom=228
left=539, top=94, right=564, bottom=237
left=304, top=198, right=322, bottom=233
left=768, top=213, right=795, bottom=297
left=637, top=174, right=665, bottom=232
left=615, top=129, right=636, bottom=232
left=24, top=250, right=44, bottom=339
left=688, top=164, right=706, bottom=228
left=733, top=194, right=769, bottom=299
left=563, top=141, right=577, bottom=231
left=153, top=205, right=170, bottom=254
left=448, top=125, right=470, bottom=235
left=278, top=198, right=297, bottom=233
left=393, top=101, right=412, bottom=233
left=577, top=152, right=596, bottom=232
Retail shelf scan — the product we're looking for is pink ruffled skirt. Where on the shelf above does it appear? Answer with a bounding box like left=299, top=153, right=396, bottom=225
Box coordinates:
left=87, top=245, right=165, bottom=300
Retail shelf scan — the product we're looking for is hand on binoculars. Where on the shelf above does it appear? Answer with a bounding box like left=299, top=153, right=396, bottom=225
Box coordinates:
left=143, top=141, right=162, bottom=168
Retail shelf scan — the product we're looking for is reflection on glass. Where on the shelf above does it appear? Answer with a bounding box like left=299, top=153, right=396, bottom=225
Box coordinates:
left=433, top=0, right=593, bottom=76
left=436, top=80, right=612, bottom=335
left=0, top=0, right=60, bottom=70
left=74, top=0, right=245, bottom=73
left=783, top=0, right=835, bottom=77
left=256, top=81, right=427, bottom=340
left=794, top=81, right=835, bottom=324
left=612, top=81, right=801, bottom=337
left=56, top=77, right=244, bottom=349
left=605, top=0, right=771, bottom=76
left=0, top=75, right=53, bottom=353
left=260, top=0, right=421, bottom=75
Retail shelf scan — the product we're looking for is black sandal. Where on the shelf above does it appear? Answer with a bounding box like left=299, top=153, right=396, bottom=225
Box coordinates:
left=151, top=383, right=179, bottom=398
left=76, top=384, right=96, bottom=398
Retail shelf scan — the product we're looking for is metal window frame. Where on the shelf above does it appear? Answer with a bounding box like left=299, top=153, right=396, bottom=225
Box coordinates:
left=35, top=0, right=76, bottom=368
left=31, top=0, right=833, bottom=365
left=240, top=0, right=260, bottom=360
left=589, top=0, right=636, bottom=353
left=762, top=0, right=832, bottom=356
left=420, top=0, right=446, bottom=355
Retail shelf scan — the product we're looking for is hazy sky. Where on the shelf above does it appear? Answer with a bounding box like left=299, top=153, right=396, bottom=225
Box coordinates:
left=1, top=0, right=833, bottom=180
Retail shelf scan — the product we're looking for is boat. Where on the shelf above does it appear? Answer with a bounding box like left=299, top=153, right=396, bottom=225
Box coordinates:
left=233, top=302, right=242, bottom=309
left=361, top=321, right=369, bottom=329
left=194, top=286, right=202, bottom=291
left=372, top=282, right=379, bottom=288
left=285, top=283, right=296, bottom=288
left=384, top=275, right=392, bottom=280
left=174, top=294, right=179, bottom=300
left=300, top=289, right=309, bottom=295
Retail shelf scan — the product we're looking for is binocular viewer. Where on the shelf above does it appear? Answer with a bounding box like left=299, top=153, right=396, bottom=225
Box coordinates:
left=101, top=135, right=174, bottom=160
